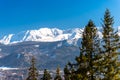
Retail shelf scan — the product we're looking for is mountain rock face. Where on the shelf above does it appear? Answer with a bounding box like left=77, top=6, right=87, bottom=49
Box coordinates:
left=0, top=40, right=81, bottom=69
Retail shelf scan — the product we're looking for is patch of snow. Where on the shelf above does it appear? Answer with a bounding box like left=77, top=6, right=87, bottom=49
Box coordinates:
left=34, top=45, right=39, bottom=48
left=22, top=30, right=30, bottom=41
left=0, top=67, right=19, bottom=70
left=0, top=34, right=14, bottom=44
left=117, top=26, right=120, bottom=36
left=17, top=54, right=21, bottom=59
left=97, top=31, right=103, bottom=39
left=57, top=42, right=62, bottom=47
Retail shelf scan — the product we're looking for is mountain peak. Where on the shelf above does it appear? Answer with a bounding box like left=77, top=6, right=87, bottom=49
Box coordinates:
left=0, top=28, right=83, bottom=44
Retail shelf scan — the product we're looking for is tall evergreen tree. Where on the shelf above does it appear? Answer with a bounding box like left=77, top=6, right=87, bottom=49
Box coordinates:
left=101, top=9, right=120, bottom=80
left=75, top=20, right=101, bottom=80
left=64, top=65, right=71, bottom=80
left=65, top=20, right=101, bottom=80
left=54, top=66, right=62, bottom=80
left=41, top=69, right=51, bottom=80
left=26, top=56, right=38, bottom=80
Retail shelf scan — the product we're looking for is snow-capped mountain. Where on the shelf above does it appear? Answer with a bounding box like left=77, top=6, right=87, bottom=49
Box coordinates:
left=1, top=26, right=120, bottom=45
left=0, top=28, right=83, bottom=44
left=0, top=27, right=119, bottom=69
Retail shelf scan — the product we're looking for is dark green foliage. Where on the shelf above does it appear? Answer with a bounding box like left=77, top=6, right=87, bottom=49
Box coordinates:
left=26, top=56, right=38, bottom=80
left=75, top=20, right=101, bottom=80
left=64, top=9, right=120, bottom=80
left=54, top=66, right=62, bottom=80
left=101, top=9, right=120, bottom=80
left=64, top=20, right=101, bottom=80
left=41, top=69, right=51, bottom=80
left=64, top=65, right=71, bottom=80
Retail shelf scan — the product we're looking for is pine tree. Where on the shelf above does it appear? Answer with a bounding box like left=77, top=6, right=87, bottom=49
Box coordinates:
left=101, top=9, right=120, bottom=80
left=54, top=66, right=62, bottom=80
left=41, top=69, right=51, bottom=80
left=65, top=20, right=101, bottom=80
left=64, top=65, right=71, bottom=80
left=26, top=56, right=38, bottom=80
left=76, top=20, right=102, bottom=80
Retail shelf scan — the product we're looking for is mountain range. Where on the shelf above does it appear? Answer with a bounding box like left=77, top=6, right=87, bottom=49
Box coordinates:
left=0, top=27, right=119, bottom=69
left=0, top=28, right=84, bottom=44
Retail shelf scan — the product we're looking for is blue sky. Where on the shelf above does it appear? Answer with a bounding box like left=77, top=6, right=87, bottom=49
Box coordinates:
left=0, top=0, right=120, bottom=35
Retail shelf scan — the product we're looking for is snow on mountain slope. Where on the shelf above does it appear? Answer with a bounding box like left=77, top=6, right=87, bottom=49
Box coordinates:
left=117, top=26, right=120, bottom=36
left=0, top=34, right=14, bottom=44
left=0, top=28, right=83, bottom=44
